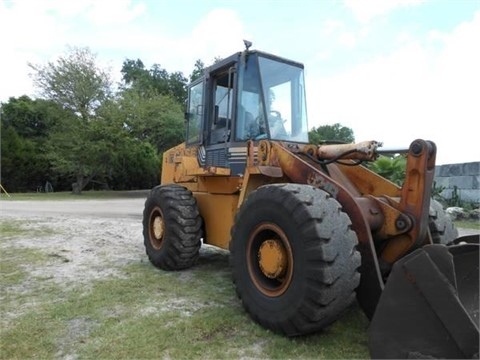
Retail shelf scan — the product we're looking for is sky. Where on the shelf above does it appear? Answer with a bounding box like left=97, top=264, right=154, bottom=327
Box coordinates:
left=1, top=0, right=479, bottom=165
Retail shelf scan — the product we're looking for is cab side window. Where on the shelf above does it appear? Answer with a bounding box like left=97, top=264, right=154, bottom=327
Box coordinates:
left=235, top=56, right=265, bottom=141
left=209, top=71, right=234, bottom=144
left=186, top=81, right=204, bottom=145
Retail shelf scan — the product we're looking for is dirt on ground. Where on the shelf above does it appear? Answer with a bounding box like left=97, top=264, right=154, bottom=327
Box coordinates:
left=1, top=197, right=148, bottom=290
left=1, top=195, right=478, bottom=290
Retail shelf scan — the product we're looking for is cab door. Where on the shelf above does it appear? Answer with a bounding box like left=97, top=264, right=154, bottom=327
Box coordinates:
left=204, top=65, right=237, bottom=168
left=185, top=79, right=205, bottom=146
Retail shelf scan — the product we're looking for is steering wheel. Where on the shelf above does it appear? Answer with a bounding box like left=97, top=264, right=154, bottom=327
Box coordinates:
left=268, top=110, right=288, bottom=138
left=254, top=133, right=268, bottom=140
left=269, top=110, right=282, bottom=119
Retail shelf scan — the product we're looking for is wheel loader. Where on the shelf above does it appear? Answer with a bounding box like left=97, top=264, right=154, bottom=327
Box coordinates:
left=142, top=42, right=479, bottom=359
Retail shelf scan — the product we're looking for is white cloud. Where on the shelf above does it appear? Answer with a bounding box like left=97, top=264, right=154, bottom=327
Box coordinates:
left=309, top=11, right=480, bottom=165
left=344, top=0, right=424, bottom=23
left=319, top=17, right=369, bottom=51
left=94, top=8, right=249, bottom=79
left=0, top=0, right=149, bottom=102
left=322, top=19, right=344, bottom=35
left=0, top=1, right=66, bottom=51
left=86, top=0, right=146, bottom=25
left=338, top=32, right=357, bottom=48
left=186, top=9, right=249, bottom=67
left=0, top=2, right=250, bottom=104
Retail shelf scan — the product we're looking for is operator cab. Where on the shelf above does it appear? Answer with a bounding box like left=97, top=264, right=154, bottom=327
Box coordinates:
left=185, top=47, right=309, bottom=174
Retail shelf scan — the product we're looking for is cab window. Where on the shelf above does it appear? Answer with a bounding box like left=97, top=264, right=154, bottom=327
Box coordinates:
left=186, top=81, right=204, bottom=145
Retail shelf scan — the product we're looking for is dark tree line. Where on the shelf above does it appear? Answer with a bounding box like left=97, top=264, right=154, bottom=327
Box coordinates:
left=1, top=46, right=355, bottom=194
left=1, top=47, right=194, bottom=193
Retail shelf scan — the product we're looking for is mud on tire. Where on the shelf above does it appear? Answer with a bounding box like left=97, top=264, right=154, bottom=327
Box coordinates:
left=230, top=183, right=361, bottom=336
left=143, top=185, right=202, bottom=270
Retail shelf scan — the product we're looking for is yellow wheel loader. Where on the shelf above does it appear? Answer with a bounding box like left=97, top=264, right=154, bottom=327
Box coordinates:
left=143, top=42, right=479, bottom=359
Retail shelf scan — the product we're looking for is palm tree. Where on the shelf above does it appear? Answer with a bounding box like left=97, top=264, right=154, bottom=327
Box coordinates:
left=368, top=155, right=406, bottom=186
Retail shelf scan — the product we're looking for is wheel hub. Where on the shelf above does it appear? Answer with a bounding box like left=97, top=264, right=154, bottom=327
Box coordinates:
left=152, top=215, right=164, bottom=240
left=258, top=239, right=287, bottom=279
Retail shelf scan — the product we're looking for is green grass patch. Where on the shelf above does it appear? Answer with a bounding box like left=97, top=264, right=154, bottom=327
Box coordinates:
left=0, top=219, right=58, bottom=287
left=0, top=312, right=66, bottom=359
left=0, top=216, right=369, bottom=359
left=0, top=221, right=26, bottom=237
left=1, top=258, right=369, bottom=359
left=0, top=219, right=57, bottom=238
left=0, top=246, right=51, bottom=287
left=454, top=219, right=480, bottom=230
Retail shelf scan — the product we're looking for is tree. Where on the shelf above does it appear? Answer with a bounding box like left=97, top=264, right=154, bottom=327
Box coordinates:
left=120, top=59, right=148, bottom=85
left=29, top=46, right=112, bottom=121
left=167, top=71, right=188, bottom=104
left=308, top=123, right=355, bottom=145
left=189, top=57, right=222, bottom=83
left=0, top=123, right=37, bottom=192
left=112, top=90, right=185, bottom=154
left=121, top=59, right=188, bottom=104
left=29, top=46, right=116, bottom=194
left=1, top=95, right=60, bottom=137
left=107, top=138, right=160, bottom=190
left=46, top=115, right=105, bottom=193
left=0, top=96, right=67, bottom=192
left=189, top=59, right=205, bottom=83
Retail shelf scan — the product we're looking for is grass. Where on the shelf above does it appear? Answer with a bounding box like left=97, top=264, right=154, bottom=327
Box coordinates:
left=0, top=220, right=57, bottom=237
left=0, top=218, right=370, bottom=360
left=0, top=220, right=58, bottom=287
left=454, top=219, right=480, bottom=230
left=1, top=260, right=369, bottom=359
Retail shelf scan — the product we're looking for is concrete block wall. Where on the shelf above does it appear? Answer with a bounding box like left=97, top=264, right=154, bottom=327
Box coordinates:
left=434, top=162, right=480, bottom=204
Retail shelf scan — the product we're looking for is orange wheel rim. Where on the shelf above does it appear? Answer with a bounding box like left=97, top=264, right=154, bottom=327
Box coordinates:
left=246, top=223, right=294, bottom=297
left=149, top=207, right=164, bottom=249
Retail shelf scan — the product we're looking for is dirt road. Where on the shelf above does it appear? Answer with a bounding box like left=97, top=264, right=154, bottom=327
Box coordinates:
left=2, top=198, right=146, bottom=219
left=2, top=197, right=478, bottom=236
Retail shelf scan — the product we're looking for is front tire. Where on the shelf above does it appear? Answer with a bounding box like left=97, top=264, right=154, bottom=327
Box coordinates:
left=143, top=185, right=202, bottom=270
left=230, top=184, right=361, bottom=336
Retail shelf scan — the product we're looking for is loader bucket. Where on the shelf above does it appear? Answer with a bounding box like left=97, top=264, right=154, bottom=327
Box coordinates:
left=368, top=240, right=479, bottom=359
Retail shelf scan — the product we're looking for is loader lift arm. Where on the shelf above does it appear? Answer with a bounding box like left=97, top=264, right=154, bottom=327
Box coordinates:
left=245, top=138, right=445, bottom=318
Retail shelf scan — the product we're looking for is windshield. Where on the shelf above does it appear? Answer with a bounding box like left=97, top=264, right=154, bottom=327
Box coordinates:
left=258, top=56, right=309, bottom=142
left=236, top=53, right=309, bottom=143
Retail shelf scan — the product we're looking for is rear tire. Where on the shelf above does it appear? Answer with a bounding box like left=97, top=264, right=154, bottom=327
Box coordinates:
left=143, top=185, right=202, bottom=270
left=230, top=184, right=361, bottom=336
left=429, top=199, right=458, bottom=245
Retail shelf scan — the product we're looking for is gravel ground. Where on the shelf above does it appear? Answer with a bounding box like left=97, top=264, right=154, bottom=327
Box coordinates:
left=1, top=196, right=478, bottom=291
left=1, top=198, right=148, bottom=289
